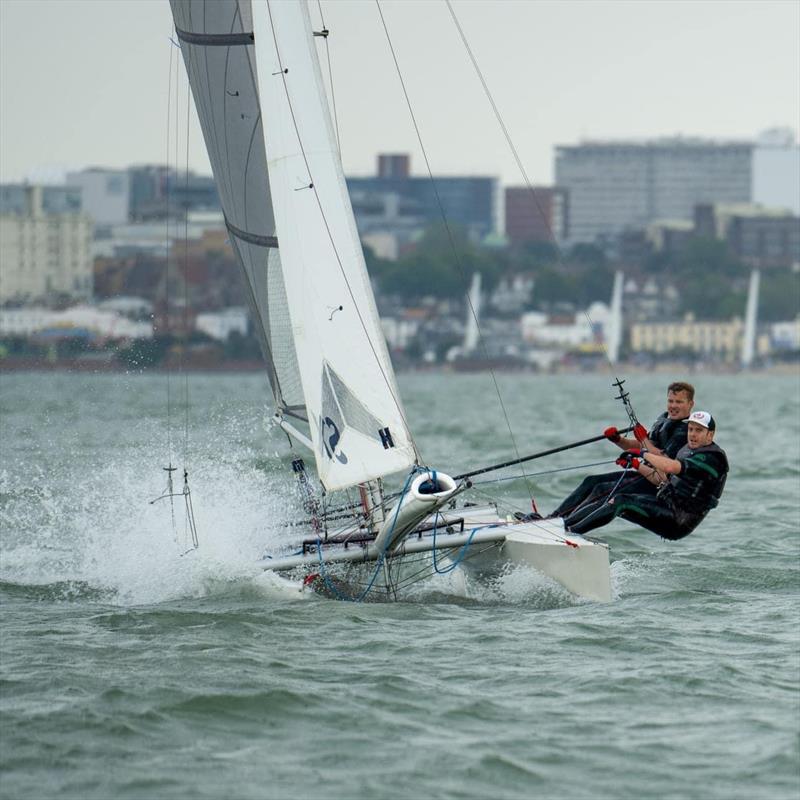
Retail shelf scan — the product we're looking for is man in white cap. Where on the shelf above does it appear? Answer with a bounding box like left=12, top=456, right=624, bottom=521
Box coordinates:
left=564, top=410, right=728, bottom=540
left=549, top=381, right=695, bottom=519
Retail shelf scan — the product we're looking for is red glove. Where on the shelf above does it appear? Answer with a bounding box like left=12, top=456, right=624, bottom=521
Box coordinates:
left=616, top=451, right=641, bottom=470
left=633, top=423, right=648, bottom=442
left=604, top=426, right=621, bottom=442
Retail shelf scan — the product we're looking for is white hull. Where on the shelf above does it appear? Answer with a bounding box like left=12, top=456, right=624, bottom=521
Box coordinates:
left=261, top=505, right=611, bottom=603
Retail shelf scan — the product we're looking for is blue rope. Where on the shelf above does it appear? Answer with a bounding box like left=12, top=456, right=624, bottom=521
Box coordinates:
left=431, top=512, right=497, bottom=575
left=313, top=466, right=424, bottom=602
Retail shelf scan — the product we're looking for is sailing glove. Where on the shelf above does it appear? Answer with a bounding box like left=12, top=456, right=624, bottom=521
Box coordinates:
left=604, top=426, right=621, bottom=442
left=633, top=423, right=648, bottom=442
left=616, top=451, right=641, bottom=470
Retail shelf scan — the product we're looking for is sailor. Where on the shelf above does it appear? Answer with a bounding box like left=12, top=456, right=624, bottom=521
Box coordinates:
left=564, top=411, right=728, bottom=540
left=549, top=381, right=695, bottom=519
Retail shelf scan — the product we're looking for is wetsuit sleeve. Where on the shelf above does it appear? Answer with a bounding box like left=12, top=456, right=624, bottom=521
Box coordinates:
left=677, top=450, right=726, bottom=481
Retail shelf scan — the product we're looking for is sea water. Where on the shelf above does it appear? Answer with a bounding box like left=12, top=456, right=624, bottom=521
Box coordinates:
left=1, top=370, right=798, bottom=800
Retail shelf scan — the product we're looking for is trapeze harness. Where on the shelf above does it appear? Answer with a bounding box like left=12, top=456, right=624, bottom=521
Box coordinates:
left=567, top=441, right=729, bottom=540
left=648, top=412, right=689, bottom=459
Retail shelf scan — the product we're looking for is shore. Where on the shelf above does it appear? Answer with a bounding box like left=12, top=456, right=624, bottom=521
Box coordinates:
left=1, top=355, right=798, bottom=376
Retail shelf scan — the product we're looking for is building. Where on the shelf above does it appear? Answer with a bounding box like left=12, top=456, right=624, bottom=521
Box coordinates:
left=752, top=128, right=800, bottom=215
left=127, top=165, right=219, bottom=221
left=195, top=307, right=248, bottom=341
left=504, top=186, right=568, bottom=245
left=630, top=315, right=745, bottom=361
left=65, top=168, right=130, bottom=226
left=0, top=185, right=92, bottom=303
left=347, top=154, right=501, bottom=247
left=0, top=304, right=152, bottom=340
left=555, top=138, right=752, bottom=245
left=694, top=203, right=800, bottom=268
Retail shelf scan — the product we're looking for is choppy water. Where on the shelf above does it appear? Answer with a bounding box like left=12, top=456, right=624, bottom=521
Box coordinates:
left=1, top=370, right=798, bottom=800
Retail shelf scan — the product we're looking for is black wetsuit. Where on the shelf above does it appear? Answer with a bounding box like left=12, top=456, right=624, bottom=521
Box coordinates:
left=566, top=442, right=729, bottom=540
left=551, top=413, right=689, bottom=519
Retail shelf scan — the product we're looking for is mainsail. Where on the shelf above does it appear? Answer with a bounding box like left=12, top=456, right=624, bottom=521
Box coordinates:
left=170, top=0, right=417, bottom=490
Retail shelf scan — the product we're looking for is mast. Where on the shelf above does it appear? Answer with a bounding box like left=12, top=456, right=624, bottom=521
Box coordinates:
left=462, top=272, right=482, bottom=355
left=741, top=268, right=760, bottom=368
left=605, top=270, right=624, bottom=366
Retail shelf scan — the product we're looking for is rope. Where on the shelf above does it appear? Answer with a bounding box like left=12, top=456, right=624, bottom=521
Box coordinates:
left=182, top=75, right=191, bottom=467
left=315, top=0, right=341, bottom=156
left=431, top=513, right=490, bottom=574
left=374, top=0, right=533, bottom=502
left=444, top=1, right=638, bottom=416
left=313, top=466, right=420, bottom=601
left=163, top=37, right=175, bottom=467
left=473, top=459, right=618, bottom=485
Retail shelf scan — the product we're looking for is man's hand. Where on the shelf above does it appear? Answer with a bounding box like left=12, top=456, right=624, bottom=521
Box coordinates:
left=604, top=426, right=621, bottom=443
left=616, top=450, right=641, bottom=470
left=633, top=423, right=648, bottom=442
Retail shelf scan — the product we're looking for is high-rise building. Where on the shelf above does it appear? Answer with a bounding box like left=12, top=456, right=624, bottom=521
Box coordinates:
left=752, top=128, right=800, bottom=215
left=555, top=138, right=752, bottom=245
left=0, top=185, right=93, bottom=303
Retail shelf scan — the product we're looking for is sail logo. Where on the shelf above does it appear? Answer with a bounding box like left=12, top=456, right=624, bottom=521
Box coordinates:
left=320, top=416, right=348, bottom=464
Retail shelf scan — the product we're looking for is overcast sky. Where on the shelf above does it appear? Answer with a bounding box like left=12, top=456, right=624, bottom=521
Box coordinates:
left=1, top=0, right=798, bottom=187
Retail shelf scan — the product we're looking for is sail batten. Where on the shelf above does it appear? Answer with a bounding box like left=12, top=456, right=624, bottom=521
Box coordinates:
left=172, top=0, right=416, bottom=490
left=170, top=0, right=305, bottom=420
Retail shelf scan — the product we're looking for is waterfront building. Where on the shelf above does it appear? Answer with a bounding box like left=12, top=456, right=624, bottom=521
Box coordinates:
left=555, top=137, right=752, bottom=245
left=0, top=185, right=92, bottom=303
left=65, top=168, right=130, bottom=226
left=0, top=304, right=152, bottom=339
left=630, top=315, right=747, bottom=361
left=195, top=307, right=249, bottom=341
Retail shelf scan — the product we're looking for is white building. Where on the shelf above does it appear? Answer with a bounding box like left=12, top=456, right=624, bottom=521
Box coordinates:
left=752, top=128, right=800, bottom=215
left=65, top=168, right=130, bottom=226
left=195, top=307, right=248, bottom=341
left=520, top=302, right=611, bottom=349
left=0, top=305, right=152, bottom=339
left=0, top=185, right=93, bottom=303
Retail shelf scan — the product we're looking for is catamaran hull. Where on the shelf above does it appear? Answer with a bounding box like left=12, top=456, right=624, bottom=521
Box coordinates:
left=261, top=512, right=612, bottom=603
left=458, top=526, right=612, bottom=603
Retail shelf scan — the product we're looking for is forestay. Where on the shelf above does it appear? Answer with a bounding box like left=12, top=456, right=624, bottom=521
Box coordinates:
left=251, top=0, right=417, bottom=491
left=170, top=0, right=305, bottom=421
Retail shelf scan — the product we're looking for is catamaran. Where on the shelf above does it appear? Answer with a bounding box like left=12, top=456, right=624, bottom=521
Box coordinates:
left=168, top=0, right=613, bottom=602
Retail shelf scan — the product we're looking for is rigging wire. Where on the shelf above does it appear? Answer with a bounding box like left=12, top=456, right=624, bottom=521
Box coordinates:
left=183, top=80, right=191, bottom=467
left=264, top=0, right=423, bottom=466
left=373, top=0, right=535, bottom=504
left=315, top=0, right=342, bottom=157
left=443, top=0, right=639, bottom=421
left=163, top=38, right=175, bottom=468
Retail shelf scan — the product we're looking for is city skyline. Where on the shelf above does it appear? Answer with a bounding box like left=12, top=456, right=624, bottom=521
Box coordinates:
left=1, top=0, right=798, bottom=187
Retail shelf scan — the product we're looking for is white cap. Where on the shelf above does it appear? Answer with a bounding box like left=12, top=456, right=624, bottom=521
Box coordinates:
left=687, top=410, right=715, bottom=430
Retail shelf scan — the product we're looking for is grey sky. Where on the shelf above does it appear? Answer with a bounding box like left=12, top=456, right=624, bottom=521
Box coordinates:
left=1, top=0, right=798, bottom=187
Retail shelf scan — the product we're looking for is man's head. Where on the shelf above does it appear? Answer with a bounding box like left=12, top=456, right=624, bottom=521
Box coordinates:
left=686, top=410, right=715, bottom=448
left=666, top=381, right=695, bottom=420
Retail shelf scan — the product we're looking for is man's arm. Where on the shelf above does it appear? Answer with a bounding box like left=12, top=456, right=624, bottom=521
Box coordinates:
left=640, top=449, right=681, bottom=476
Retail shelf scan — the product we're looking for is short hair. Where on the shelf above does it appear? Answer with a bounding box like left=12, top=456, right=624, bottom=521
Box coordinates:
left=668, top=381, right=695, bottom=401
